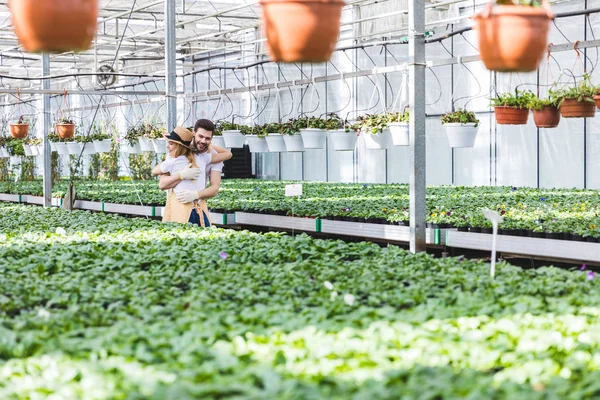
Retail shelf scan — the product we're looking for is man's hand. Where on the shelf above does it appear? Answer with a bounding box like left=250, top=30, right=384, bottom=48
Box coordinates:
left=176, top=190, right=200, bottom=204
left=177, top=164, right=201, bottom=180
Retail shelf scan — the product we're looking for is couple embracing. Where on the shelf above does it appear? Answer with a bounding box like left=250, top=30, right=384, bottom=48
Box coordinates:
left=152, top=119, right=231, bottom=227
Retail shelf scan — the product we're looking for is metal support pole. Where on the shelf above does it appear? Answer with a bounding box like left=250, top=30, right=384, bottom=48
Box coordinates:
left=165, top=0, right=177, bottom=131
left=42, top=54, right=51, bottom=208
left=408, top=0, right=426, bottom=253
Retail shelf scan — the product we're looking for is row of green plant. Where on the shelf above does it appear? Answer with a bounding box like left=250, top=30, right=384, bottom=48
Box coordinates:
left=1, top=203, right=600, bottom=398
left=4, top=179, right=600, bottom=238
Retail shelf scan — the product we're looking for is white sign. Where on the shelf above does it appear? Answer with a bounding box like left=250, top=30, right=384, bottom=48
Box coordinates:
left=285, top=184, right=303, bottom=197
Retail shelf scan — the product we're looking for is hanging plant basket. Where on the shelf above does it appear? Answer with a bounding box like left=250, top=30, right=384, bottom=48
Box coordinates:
left=594, top=95, right=600, bottom=110
left=9, top=0, right=99, bottom=53
left=494, top=106, right=529, bottom=125
left=9, top=123, right=29, bottom=138
left=138, top=138, right=154, bottom=152
left=282, top=134, right=304, bottom=152
left=246, top=135, right=269, bottom=153
left=362, top=128, right=392, bottom=150
left=472, top=3, right=553, bottom=72
left=300, top=128, right=327, bottom=149
left=93, top=139, right=112, bottom=153
left=533, top=106, right=560, bottom=128
left=443, top=123, right=479, bottom=148
left=559, top=99, right=596, bottom=118
left=260, top=0, right=344, bottom=62
left=265, top=134, right=287, bottom=152
left=222, top=130, right=246, bottom=148
left=388, top=122, right=409, bottom=146
left=328, top=129, right=357, bottom=151
left=211, top=136, right=226, bottom=148
left=66, top=142, right=82, bottom=155
left=56, top=123, right=75, bottom=139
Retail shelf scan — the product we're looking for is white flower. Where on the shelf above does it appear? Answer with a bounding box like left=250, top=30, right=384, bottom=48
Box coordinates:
left=330, top=291, right=338, bottom=301
left=0, top=234, right=6, bottom=242
left=324, top=281, right=334, bottom=291
left=55, top=227, right=67, bottom=235
left=37, top=308, right=51, bottom=320
left=344, top=294, right=356, bottom=306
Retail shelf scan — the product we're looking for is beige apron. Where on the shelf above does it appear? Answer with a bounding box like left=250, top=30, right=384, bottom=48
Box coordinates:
left=163, top=190, right=212, bottom=227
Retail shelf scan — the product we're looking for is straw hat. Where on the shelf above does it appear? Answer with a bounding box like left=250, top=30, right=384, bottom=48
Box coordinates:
left=163, top=126, right=193, bottom=149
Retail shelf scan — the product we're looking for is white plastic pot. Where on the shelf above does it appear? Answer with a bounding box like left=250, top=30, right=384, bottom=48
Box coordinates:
left=81, top=142, right=96, bottom=155
left=443, top=123, right=479, bottom=148
left=30, top=144, right=40, bottom=156
left=93, top=139, right=112, bottom=153
left=67, top=142, right=82, bottom=155
left=0, top=147, right=8, bottom=158
left=389, top=122, right=409, bottom=146
left=50, top=142, right=58, bottom=152
left=282, top=134, right=304, bottom=152
left=245, top=135, right=269, bottom=153
left=265, top=134, right=286, bottom=152
left=35, top=145, right=44, bottom=156
left=328, top=129, right=358, bottom=151
left=222, top=130, right=246, bottom=148
left=22, top=144, right=33, bottom=156
left=362, top=128, right=391, bottom=150
left=300, top=128, right=327, bottom=149
left=211, top=136, right=226, bottom=148
left=124, top=140, right=142, bottom=154
left=152, top=138, right=167, bottom=154
left=54, top=142, right=69, bottom=156
left=138, top=138, right=154, bottom=152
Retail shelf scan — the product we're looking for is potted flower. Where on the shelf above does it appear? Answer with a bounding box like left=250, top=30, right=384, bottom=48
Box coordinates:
left=210, top=125, right=226, bottom=149
left=260, top=0, right=344, bottom=62
left=263, top=122, right=287, bottom=152
left=10, top=0, right=99, bottom=53
left=137, top=122, right=164, bottom=152
left=527, top=92, right=560, bottom=128
left=490, top=89, right=534, bottom=125
left=10, top=115, right=29, bottom=139
left=76, top=134, right=96, bottom=155
left=441, top=109, right=480, bottom=148
left=387, top=110, right=410, bottom=146
left=356, top=113, right=391, bottom=150
left=219, top=120, right=247, bottom=148
left=472, top=0, right=553, bottom=72
left=47, top=133, right=69, bottom=156
left=24, top=137, right=42, bottom=156
left=281, top=119, right=304, bottom=152
left=553, top=75, right=596, bottom=118
left=56, top=116, right=75, bottom=139
left=298, top=116, right=328, bottom=149
left=245, top=125, right=269, bottom=153
left=123, top=126, right=142, bottom=154
left=325, top=113, right=358, bottom=151
left=90, top=125, right=112, bottom=153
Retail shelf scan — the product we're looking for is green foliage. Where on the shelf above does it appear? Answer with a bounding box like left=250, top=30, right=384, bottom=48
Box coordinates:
left=129, top=153, right=156, bottom=180
left=490, top=89, right=536, bottom=109
left=20, top=156, right=35, bottom=181
left=527, top=92, right=561, bottom=111
left=552, top=74, right=597, bottom=105
left=56, top=116, right=74, bottom=124
left=24, top=137, right=42, bottom=146
left=5, top=137, right=24, bottom=156
left=441, top=109, right=480, bottom=126
left=355, top=111, right=409, bottom=134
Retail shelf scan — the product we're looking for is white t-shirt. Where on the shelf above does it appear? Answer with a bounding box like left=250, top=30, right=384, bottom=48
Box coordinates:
left=161, top=150, right=224, bottom=193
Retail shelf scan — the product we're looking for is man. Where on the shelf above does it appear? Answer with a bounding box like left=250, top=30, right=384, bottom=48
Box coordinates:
left=159, top=119, right=231, bottom=226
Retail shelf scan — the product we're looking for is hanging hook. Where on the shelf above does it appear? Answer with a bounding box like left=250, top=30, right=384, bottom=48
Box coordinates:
left=574, top=40, right=581, bottom=57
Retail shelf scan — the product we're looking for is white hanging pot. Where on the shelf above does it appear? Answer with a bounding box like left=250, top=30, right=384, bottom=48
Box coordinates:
left=125, top=140, right=142, bottom=154
left=300, top=128, right=327, bottom=149
left=282, top=134, right=304, bottom=152
left=328, top=129, right=357, bottom=151
left=30, top=144, right=40, bottom=156
left=0, top=147, right=8, bottom=158
left=50, top=142, right=58, bottom=152
left=246, top=135, right=269, bottom=153
left=265, top=134, right=287, bottom=152
left=81, top=143, right=96, bottom=155
left=443, top=123, right=479, bottom=148
left=54, top=142, right=69, bottom=156
left=388, top=122, right=409, bottom=146
left=36, top=144, right=44, bottom=156
left=152, top=138, right=167, bottom=154
left=93, top=139, right=112, bottom=153
left=138, top=137, right=154, bottom=152
left=22, top=144, right=33, bottom=156
left=67, top=142, right=82, bottom=155
left=222, top=130, right=246, bottom=148
left=211, top=136, right=226, bottom=148
left=362, top=128, right=391, bottom=150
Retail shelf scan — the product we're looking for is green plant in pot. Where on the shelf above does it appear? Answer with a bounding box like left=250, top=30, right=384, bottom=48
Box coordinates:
left=56, top=116, right=75, bottom=139
left=553, top=74, right=596, bottom=118
left=490, top=89, right=535, bottom=125
left=441, top=109, right=480, bottom=148
left=527, top=92, right=561, bottom=128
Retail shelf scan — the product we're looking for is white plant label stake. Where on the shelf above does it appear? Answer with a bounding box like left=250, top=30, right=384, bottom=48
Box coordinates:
left=285, top=184, right=302, bottom=237
left=482, top=208, right=504, bottom=278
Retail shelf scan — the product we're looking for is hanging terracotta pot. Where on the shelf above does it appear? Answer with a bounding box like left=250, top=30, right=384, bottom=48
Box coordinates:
left=494, top=106, right=529, bottom=125
left=533, top=106, right=560, bottom=128
left=9, top=123, right=29, bottom=138
left=559, top=99, right=596, bottom=118
left=9, top=0, right=98, bottom=53
left=593, top=95, right=600, bottom=109
left=56, top=124, right=75, bottom=139
left=260, top=0, right=344, bottom=62
left=472, top=2, right=553, bottom=72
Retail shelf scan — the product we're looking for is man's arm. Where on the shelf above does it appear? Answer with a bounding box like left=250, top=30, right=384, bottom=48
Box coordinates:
left=209, top=144, right=233, bottom=163
left=197, top=170, right=222, bottom=199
